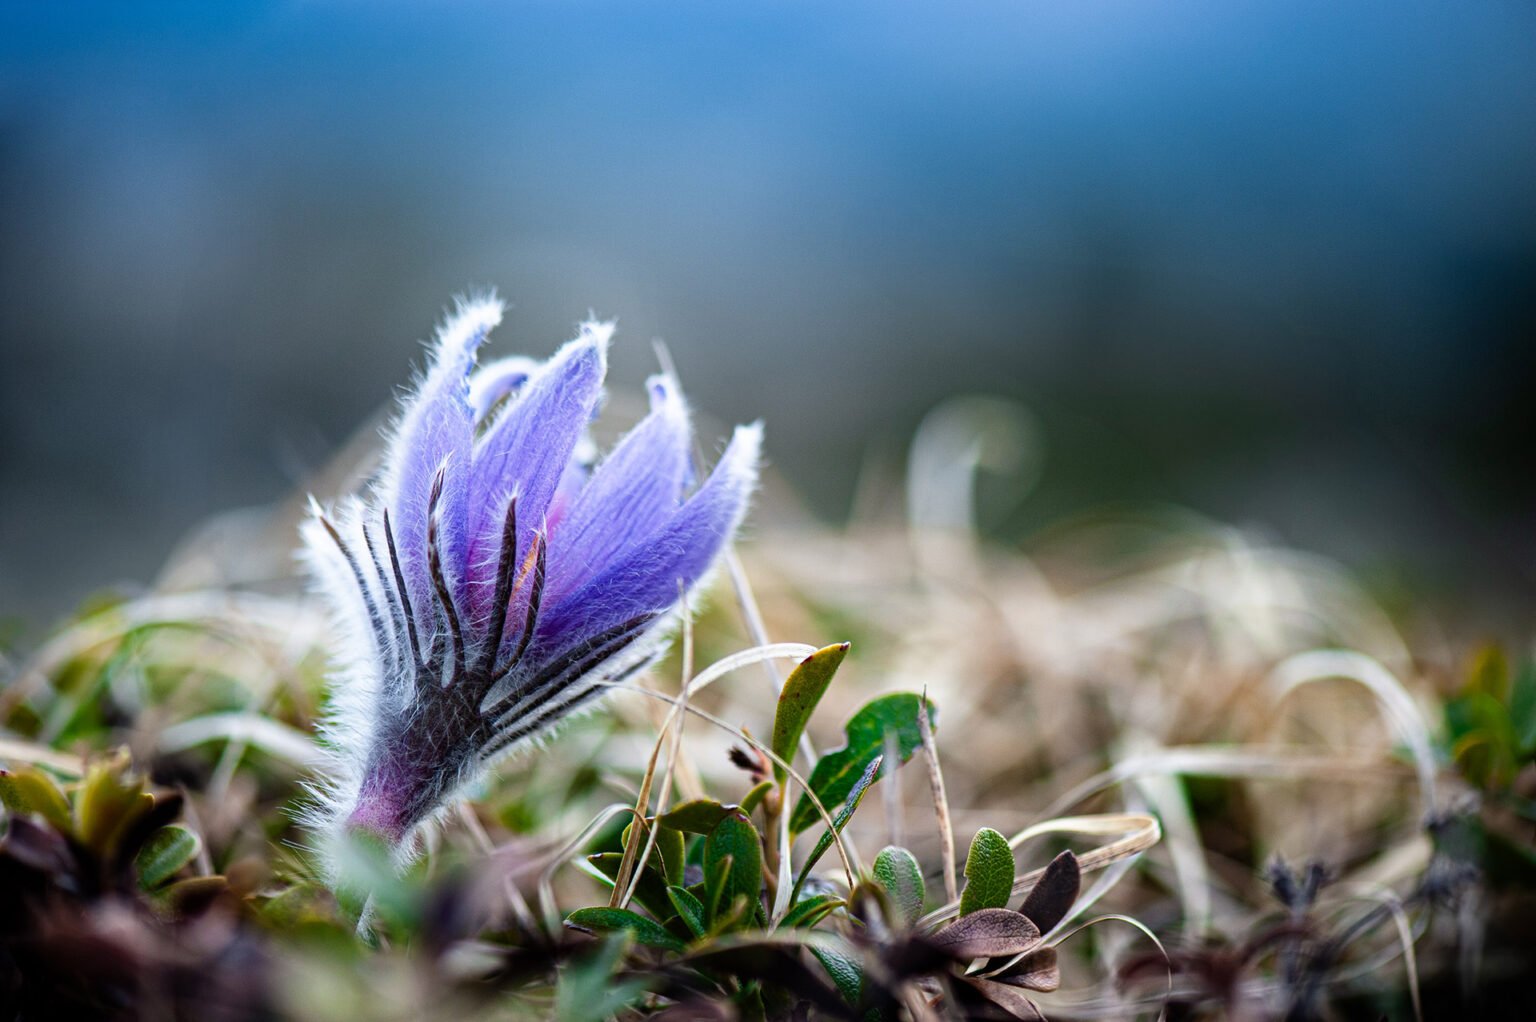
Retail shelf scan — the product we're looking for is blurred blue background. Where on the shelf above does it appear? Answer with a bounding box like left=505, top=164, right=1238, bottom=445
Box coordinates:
left=3, top=1, right=1534, bottom=629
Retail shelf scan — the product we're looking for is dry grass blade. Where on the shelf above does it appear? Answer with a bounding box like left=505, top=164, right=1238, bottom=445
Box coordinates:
left=1269, top=650, right=1440, bottom=817
left=918, top=689, right=957, bottom=904
left=537, top=802, right=634, bottom=934
left=0, top=737, right=84, bottom=776
left=616, top=587, right=695, bottom=910
left=1036, top=914, right=1172, bottom=1022
left=1042, top=746, right=1412, bottom=820
left=1376, top=893, right=1425, bottom=1022
left=157, top=712, right=324, bottom=767
left=1130, top=765, right=1208, bottom=937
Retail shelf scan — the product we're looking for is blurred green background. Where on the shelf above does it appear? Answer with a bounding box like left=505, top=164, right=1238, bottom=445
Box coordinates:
left=3, top=1, right=1533, bottom=629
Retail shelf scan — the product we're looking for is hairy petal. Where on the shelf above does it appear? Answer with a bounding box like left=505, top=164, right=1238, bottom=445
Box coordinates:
left=377, top=297, right=501, bottom=635
left=533, top=422, right=761, bottom=654
left=545, top=373, right=693, bottom=605
left=467, top=354, right=538, bottom=425
left=463, top=324, right=610, bottom=619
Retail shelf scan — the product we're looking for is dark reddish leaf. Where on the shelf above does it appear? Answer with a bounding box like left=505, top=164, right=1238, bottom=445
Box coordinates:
left=994, top=947, right=1061, bottom=993
left=962, top=976, right=1047, bottom=1020
left=1018, top=851, right=1079, bottom=934
left=930, top=908, right=1041, bottom=960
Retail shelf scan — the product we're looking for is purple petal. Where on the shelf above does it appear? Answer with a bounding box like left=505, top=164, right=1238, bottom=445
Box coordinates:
left=533, top=422, right=761, bottom=655
left=546, top=456, right=589, bottom=533
left=461, top=323, right=610, bottom=621
left=377, top=298, right=500, bottom=633
left=544, top=374, right=693, bottom=606
left=467, top=355, right=538, bottom=425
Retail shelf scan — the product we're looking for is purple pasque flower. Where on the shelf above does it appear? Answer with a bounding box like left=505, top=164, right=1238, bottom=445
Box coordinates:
left=302, top=297, right=760, bottom=849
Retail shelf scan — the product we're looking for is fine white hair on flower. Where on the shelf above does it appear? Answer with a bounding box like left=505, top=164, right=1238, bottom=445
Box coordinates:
left=301, top=297, right=760, bottom=860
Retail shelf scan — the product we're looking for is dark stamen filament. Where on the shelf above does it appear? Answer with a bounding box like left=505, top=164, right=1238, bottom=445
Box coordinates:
left=427, top=467, right=467, bottom=685
left=382, top=508, right=423, bottom=669
left=476, top=496, right=519, bottom=677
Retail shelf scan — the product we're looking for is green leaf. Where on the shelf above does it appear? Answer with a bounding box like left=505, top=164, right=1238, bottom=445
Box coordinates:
left=160, top=875, right=229, bottom=917
left=702, top=854, right=732, bottom=923
left=135, top=824, right=200, bottom=889
left=793, top=755, right=883, bottom=900
left=790, top=693, right=935, bottom=834
left=771, top=643, right=850, bottom=783
left=872, top=845, right=926, bottom=928
left=565, top=907, right=687, bottom=952
left=657, top=798, right=738, bottom=834
left=705, top=811, right=763, bottom=929
left=74, top=753, right=151, bottom=856
left=708, top=893, right=754, bottom=936
left=959, top=827, right=1015, bottom=916
left=584, top=853, right=675, bottom=924
left=740, top=779, right=774, bottom=816
left=0, top=766, right=72, bottom=833
left=656, top=825, right=687, bottom=886
left=779, top=893, right=845, bottom=930
left=811, top=943, right=864, bottom=1006
left=620, top=820, right=686, bottom=887
left=666, top=885, right=707, bottom=939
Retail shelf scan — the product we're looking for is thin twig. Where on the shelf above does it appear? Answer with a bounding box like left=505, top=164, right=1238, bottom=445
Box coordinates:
left=918, top=688, right=957, bottom=903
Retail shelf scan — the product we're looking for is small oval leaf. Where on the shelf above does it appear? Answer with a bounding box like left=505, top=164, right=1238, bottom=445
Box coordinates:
left=779, top=893, right=845, bottom=930
left=930, top=908, right=1041, bottom=959
left=75, top=755, right=149, bottom=855
left=162, top=875, right=228, bottom=917
left=566, top=907, right=686, bottom=952
left=771, top=643, right=850, bottom=783
left=657, top=799, right=737, bottom=835
left=656, top=825, right=687, bottom=887
left=0, top=766, right=72, bottom=833
left=666, top=885, right=707, bottom=939
left=739, top=779, right=774, bottom=816
left=811, top=943, right=864, bottom=1006
left=959, top=827, right=1015, bottom=916
left=962, top=976, right=1047, bottom=1020
left=585, top=853, right=675, bottom=923
left=1018, top=850, right=1080, bottom=934
left=135, top=824, right=200, bottom=890
left=995, top=947, right=1061, bottom=993
left=704, top=812, right=763, bottom=929
left=872, top=845, right=926, bottom=928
